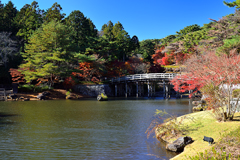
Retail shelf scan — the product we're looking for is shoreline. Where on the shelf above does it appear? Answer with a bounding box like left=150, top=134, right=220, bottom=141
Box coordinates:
left=12, top=89, right=91, bottom=101
left=155, top=110, right=240, bottom=159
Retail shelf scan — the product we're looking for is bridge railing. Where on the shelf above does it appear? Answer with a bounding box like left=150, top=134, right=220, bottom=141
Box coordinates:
left=110, top=73, right=177, bottom=83
left=0, top=88, right=13, bottom=101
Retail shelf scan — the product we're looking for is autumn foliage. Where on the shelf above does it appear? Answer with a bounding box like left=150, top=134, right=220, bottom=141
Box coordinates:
left=152, top=45, right=189, bottom=66
left=105, top=60, right=133, bottom=77
left=73, top=62, right=102, bottom=82
left=9, top=68, right=25, bottom=84
left=63, top=62, right=102, bottom=89
left=171, top=50, right=240, bottom=121
left=63, top=76, right=76, bottom=89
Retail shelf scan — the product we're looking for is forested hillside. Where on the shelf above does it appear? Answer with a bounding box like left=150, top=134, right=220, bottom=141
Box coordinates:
left=0, top=0, right=239, bottom=90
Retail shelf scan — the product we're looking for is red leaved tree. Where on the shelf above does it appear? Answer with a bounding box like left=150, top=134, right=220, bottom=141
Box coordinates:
left=105, top=60, right=134, bottom=78
left=9, top=68, right=25, bottom=84
left=73, top=62, right=102, bottom=82
left=171, top=50, right=240, bottom=121
left=63, top=76, right=76, bottom=89
left=152, top=45, right=189, bottom=66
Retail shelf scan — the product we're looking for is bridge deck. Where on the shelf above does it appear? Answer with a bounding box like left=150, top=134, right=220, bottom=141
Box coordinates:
left=111, top=73, right=177, bottom=83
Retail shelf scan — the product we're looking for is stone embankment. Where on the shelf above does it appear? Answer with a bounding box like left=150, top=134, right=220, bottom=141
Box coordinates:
left=73, top=84, right=113, bottom=97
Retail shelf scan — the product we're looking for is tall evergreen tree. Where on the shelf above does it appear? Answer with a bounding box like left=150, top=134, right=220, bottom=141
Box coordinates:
left=0, top=1, right=4, bottom=32
left=2, top=1, right=18, bottom=34
left=101, top=21, right=114, bottom=41
left=87, top=18, right=98, bottom=37
left=112, top=21, right=131, bottom=61
left=20, top=20, right=74, bottom=87
left=43, top=2, right=65, bottom=23
left=100, top=21, right=138, bottom=61
left=138, top=40, right=155, bottom=62
left=65, top=10, right=97, bottom=52
left=15, top=1, right=44, bottom=42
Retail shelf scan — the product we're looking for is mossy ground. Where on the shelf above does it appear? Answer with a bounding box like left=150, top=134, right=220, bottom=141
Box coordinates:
left=157, top=111, right=240, bottom=159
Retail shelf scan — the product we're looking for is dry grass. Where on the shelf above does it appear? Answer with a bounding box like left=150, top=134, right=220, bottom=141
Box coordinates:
left=167, top=111, right=240, bottom=159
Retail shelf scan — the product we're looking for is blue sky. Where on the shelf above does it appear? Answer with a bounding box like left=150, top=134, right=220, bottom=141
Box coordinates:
left=1, top=0, right=236, bottom=41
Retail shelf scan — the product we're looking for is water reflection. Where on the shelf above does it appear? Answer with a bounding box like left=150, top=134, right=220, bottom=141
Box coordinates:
left=0, top=99, right=192, bottom=159
left=0, top=112, right=18, bottom=126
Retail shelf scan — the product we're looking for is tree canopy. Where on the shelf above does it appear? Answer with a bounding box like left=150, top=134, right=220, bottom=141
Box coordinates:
left=20, top=20, right=74, bottom=86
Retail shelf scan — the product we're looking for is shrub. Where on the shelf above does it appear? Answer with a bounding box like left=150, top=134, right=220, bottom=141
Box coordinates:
left=18, top=84, right=34, bottom=92
left=188, top=126, right=240, bottom=159
left=232, top=89, right=240, bottom=98
left=34, top=85, right=53, bottom=93
left=146, top=109, right=194, bottom=141
left=187, top=147, right=232, bottom=160
left=18, top=84, right=53, bottom=93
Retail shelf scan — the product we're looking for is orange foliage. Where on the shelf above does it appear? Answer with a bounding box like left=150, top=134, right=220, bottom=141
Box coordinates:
left=105, top=60, right=134, bottom=77
left=72, top=62, right=101, bottom=82
left=63, top=76, right=76, bottom=89
left=9, top=68, right=25, bottom=84
left=152, top=45, right=191, bottom=66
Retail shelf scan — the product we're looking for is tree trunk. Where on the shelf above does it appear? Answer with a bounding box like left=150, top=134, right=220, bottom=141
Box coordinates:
left=223, top=112, right=227, bottom=121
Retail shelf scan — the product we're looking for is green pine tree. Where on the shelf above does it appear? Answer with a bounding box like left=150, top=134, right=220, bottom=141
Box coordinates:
left=43, top=2, right=65, bottom=23
left=65, top=10, right=97, bottom=53
left=20, top=20, right=74, bottom=87
left=224, top=0, right=240, bottom=8
left=2, top=1, right=18, bottom=34
left=15, top=1, right=43, bottom=42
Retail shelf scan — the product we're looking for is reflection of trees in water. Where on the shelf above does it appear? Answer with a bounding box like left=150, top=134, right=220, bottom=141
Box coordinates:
left=0, top=112, right=18, bottom=125
left=145, top=140, right=179, bottom=160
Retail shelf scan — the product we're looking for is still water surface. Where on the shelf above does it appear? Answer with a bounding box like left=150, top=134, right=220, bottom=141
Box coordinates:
left=0, top=98, right=192, bottom=159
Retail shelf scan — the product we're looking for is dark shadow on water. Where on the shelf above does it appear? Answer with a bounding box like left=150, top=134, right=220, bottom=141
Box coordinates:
left=73, top=96, right=191, bottom=102
left=108, top=97, right=188, bottom=100
left=145, top=138, right=179, bottom=160
left=0, top=112, right=18, bottom=126
left=0, top=112, right=18, bottom=117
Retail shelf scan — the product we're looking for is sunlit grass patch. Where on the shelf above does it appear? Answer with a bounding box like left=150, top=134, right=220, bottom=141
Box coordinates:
left=171, top=112, right=240, bottom=159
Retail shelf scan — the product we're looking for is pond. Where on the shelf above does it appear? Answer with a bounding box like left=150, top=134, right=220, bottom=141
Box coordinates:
left=0, top=98, right=192, bottom=159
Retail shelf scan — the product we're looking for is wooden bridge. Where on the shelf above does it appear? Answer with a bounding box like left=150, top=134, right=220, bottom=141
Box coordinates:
left=110, top=73, right=177, bottom=83
left=0, top=88, right=13, bottom=101
left=109, top=73, right=181, bottom=98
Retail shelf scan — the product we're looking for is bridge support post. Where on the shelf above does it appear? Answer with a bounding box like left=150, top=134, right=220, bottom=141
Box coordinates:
left=115, top=84, right=117, bottom=97
left=139, top=82, right=142, bottom=97
left=136, top=82, right=138, bottom=98
left=151, top=82, right=153, bottom=97
left=148, top=81, right=150, bottom=97
left=125, top=83, right=128, bottom=98
left=153, top=82, right=156, bottom=97
left=167, top=83, right=170, bottom=99
left=166, top=83, right=168, bottom=99
left=163, top=80, right=166, bottom=98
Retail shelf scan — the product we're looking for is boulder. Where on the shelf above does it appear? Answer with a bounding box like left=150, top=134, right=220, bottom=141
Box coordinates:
left=42, top=91, right=50, bottom=96
left=192, top=101, right=201, bottom=106
left=66, top=95, right=73, bottom=99
left=37, top=93, right=45, bottom=100
left=8, top=94, right=17, bottom=100
left=19, top=96, right=24, bottom=100
left=166, top=136, right=193, bottom=152
left=23, top=98, right=29, bottom=101
left=37, top=91, right=50, bottom=100
left=193, top=104, right=203, bottom=111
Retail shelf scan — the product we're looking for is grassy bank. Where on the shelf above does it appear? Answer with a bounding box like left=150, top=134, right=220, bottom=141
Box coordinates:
left=155, top=110, right=240, bottom=159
